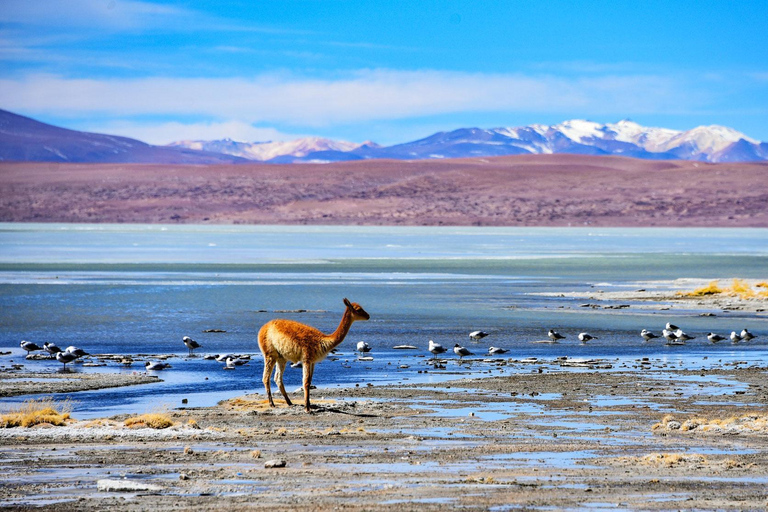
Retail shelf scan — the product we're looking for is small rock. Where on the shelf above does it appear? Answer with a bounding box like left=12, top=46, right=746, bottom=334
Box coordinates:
left=179, top=473, right=189, bottom=480
left=264, top=459, right=287, bottom=468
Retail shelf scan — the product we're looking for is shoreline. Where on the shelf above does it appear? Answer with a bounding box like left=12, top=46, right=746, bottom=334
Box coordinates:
left=2, top=366, right=767, bottom=510
left=2, top=278, right=767, bottom=509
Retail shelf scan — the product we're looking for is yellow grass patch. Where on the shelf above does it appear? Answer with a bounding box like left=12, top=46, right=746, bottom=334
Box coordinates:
left=654, top=413, right=768, bottom=433
left=0, top=398, right=73, bottom=428
left=640, top=453, right=707, bottom=467
left=680, top=278, right=768, bottom=299
left=681, top=280, right=723, bottom=297
left=124, top=412, right=175, bottom=429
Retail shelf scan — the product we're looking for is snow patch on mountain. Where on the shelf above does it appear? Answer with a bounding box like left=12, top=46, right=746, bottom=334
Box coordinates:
left=167, top=119, right=764, bottom=164
left=169, top=137, right=374, bottom=162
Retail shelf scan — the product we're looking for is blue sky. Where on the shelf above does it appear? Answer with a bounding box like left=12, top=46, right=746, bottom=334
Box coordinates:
left=1, top=0, right=767, bottom=145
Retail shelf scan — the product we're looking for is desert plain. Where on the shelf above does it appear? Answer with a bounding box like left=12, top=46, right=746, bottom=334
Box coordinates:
left=1, top=154, right=767, bottom=226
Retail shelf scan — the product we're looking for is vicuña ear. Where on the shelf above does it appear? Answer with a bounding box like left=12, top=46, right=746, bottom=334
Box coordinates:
left=343, top=298, right=352, bottom=308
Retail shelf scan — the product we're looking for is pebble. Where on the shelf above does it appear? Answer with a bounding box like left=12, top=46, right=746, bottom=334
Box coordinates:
left=264, top=459, right=287, bottom=468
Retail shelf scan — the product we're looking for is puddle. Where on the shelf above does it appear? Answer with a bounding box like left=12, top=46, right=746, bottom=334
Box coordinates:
left=483, top=450, right=600, bottom=468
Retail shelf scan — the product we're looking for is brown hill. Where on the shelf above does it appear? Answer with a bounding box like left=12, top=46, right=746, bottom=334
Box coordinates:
left=0, top=109, right=247, bottom=164
left=0, top=154, right=766, bottom=226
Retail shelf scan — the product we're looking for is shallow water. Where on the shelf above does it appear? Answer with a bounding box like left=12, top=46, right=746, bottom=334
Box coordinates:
left=1, top=224, right=767, bottom=418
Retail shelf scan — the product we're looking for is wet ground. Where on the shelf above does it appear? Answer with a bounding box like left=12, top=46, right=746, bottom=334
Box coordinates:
left=1, top=362, right=767, bottom=511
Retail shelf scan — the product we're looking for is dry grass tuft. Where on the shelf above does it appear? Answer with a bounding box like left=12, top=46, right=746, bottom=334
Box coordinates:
left=682, top=280, right=723, bottom=297
left=680, top=278, right=768, bottom=299
left=641, top=453, right=707, bottom=467
left=654, top=413, right=768, bottom=433
left=0, top=398, right=73, bottom=428
left=124, top=412, right=175, bottom=429
left=730, top=278, right=755, bottom=299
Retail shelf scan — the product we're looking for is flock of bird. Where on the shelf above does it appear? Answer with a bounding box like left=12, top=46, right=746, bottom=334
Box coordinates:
left=639, top=323, right=758, bottom=345
left=17, top=322, right=759, bottom=372
left=19, top=341, right=90, bottom=370
left=425, top=323, right=759, bottom=363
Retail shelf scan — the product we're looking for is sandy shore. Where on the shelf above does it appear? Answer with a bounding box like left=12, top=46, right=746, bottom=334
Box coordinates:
left=534, top=278, right=768, bottom=315
left=1, top=364, right=767, bottom=511
left=2, top=287, right=767, bottom=510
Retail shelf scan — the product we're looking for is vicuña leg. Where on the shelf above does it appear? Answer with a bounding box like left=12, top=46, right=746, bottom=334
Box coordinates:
left=262, top=357, right=276, bottom=407
left=274, top=358, right=293, bottom=406
left=302, top=362, right=315, bottom=412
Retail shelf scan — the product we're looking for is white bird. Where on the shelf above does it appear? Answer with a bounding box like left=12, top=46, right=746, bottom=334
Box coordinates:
left=488, top=346, right=508, bottom=355
left=707, top=332, right=725, bottom=343
left=428, top=340, right=447, bottom=359
left=182, top=336, right=201, bottom=356
left=548, top=330, right=565, bottom=342
left=730, top=331, right=742, bottom=343
left=674, top=329, right=695, bottom=341
left=65, top=346, right=89, bottom=358
left=641, top=329, right=659, bottom=341
left=665, top=322, right=680, bottom=331
left=145, top=361, right=171, bottom=371
left=453, top=344, right=473, bottom=359
left=43, top=342, right=62, bottom=357
left=20, top=340, right=42, bottom=355
left=223, top=357, right=237, bottom=370
left=469, top=331, right=489, bottom=340
left=356, top=341, right=371, bottom=353
left=453, top=344, right=472, bottom=358
left=740, top=328, right=756, bottom=341
left=55, top=351, right=77, bottom=370
left=578, top=333, right=596, bottom=343
left=662, top=329, right=682, bottom=344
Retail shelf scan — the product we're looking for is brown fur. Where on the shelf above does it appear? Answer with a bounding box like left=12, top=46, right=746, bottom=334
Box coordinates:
left=258, top=298, right=370, bottom=412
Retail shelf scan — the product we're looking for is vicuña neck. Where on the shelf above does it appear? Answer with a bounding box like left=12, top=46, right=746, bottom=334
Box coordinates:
left=321, top=308, right=354, bottom=354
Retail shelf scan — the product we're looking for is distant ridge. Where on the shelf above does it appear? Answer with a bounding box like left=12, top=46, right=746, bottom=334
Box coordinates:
left=172, top=119, right=768, bottom=164
left=0, top=109, right=246, bottom=164
left=0, top=108, right=766, bottom=164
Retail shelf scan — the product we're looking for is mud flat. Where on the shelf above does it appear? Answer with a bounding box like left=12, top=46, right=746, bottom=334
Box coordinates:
left=2, top=364, right=768, bottom=511
left=0, top=372, right=160, bottom=398
left=535, top=277, right=768, bottom=316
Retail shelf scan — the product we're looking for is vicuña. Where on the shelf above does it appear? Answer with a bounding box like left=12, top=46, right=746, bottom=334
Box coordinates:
left=258, top=298, right=370, bottom=412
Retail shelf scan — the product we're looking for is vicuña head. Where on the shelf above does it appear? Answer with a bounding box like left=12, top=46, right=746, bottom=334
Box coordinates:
left=258, top=298, right=370, bottom=412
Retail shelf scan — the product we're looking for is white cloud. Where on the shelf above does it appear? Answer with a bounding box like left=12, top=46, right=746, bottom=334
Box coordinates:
left=0, top=69, right=697, bottom=128
left=80, top=120, right=300, bottom=145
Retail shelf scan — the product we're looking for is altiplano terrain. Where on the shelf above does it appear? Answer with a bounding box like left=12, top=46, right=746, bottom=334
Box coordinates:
left=1, top=154, right=766, bottom=226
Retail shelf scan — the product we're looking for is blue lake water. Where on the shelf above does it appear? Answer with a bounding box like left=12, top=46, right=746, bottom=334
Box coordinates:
left=1, top=223, right=767, bottom=418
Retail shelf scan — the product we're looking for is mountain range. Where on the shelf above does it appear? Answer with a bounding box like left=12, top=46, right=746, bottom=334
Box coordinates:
left=1, top=108, right=766, bottom=164
left=0, top=109, right=245, bottom=164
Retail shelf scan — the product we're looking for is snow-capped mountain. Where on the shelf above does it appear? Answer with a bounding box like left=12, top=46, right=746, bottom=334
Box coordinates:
left=370, top=119, right=765, bottom=163
left=169, top=137, right=379, bottom=162
left=1, top=108, right=764, bottom=164
left=168, top=120, right=766, bottom=164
